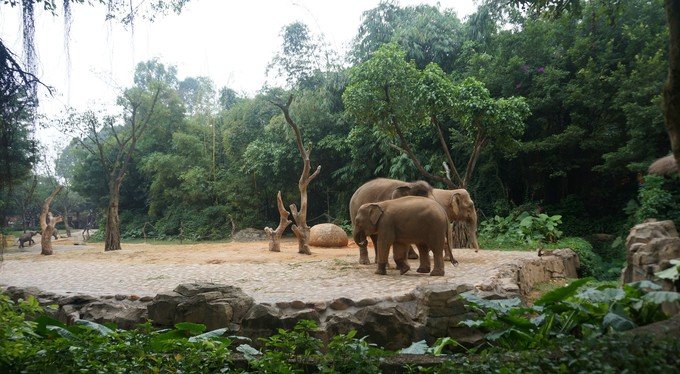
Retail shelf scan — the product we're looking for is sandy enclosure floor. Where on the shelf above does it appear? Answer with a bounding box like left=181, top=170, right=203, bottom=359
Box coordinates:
left=0, top=236, right=536, bottom=304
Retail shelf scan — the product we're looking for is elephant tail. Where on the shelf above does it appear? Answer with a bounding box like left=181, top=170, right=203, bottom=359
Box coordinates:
left=446, top=221, right=459, bottom=267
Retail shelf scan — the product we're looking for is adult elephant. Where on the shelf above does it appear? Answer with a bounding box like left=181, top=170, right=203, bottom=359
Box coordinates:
left=353, top=196, right=456, bottom=276
left=349, top=178, right=434, bottom=265
left=432, top=188, right=480, bottom=252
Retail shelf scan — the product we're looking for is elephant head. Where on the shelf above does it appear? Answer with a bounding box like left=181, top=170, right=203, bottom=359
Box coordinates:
left=352, top=203, right=383, bottom=246
left=390, top=180, right=434, bottom=199
left=433, top=188, right=480, bottom=250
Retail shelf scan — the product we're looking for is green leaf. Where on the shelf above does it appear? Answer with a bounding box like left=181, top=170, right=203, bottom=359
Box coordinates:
left=641, top=291, right=680, bottom=304
left=535, top=278, right=593, bottom=306
left=174, top=322, right=206, bottom=335
left=46, top=325, right=77, bottom=340
left=75, top=319, right=115, bottom=336
left=400, top=340, right=429, bottom=355
left=628, top=280, right=663, bottom=290
left=236, top=344, right=261, bottom=360
left=188, top=328, right=229, bottom=342
left=602, top=312, right=636, bottom=331
left=655, top=265, right=680, bottom=282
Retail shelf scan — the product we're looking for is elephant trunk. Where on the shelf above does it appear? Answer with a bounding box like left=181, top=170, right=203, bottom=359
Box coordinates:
left=353, top=228, right=367, bottom=247
left=468, top=216, right=480, bottom=252
left=446, top=222, right=458, bottom=266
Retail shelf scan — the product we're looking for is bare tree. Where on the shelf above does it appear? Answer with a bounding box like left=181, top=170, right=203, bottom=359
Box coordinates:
left=40, top=185, right=62, bottom=255
left=270, top=95, right=321, bottom=255
left=72, top=87, right=161, bottom=251
left=264, top=191, right=292, bottom=252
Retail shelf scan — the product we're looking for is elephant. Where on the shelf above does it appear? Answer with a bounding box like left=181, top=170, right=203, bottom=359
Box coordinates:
left=352, top=196, right=456, bottom=276
left=432, top=188, right=480, bottom=252
left=349, top=178, right=434, bottom=265
left=17, top=231, right=38, bottom=248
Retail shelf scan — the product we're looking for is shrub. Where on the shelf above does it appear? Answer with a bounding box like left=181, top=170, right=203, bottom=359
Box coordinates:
left=480, top=211, right=563, bottom=246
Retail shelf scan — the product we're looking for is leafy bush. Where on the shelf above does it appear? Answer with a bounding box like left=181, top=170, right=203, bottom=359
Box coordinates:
left=635, top=175, right=680, bottom=224
left=480, top=211, right=563, bottom=246
left=459, top=278, right=679, bottom=350
left=546, top=237, right=608, bottom=279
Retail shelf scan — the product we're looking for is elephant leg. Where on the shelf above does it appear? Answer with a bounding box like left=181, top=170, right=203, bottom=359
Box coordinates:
left=415, top=244, right=431, bottom=273
left=407, top=246, right=419, bottom=259
left=370, top=234, right=379, bottom=264
left=430, top=243, right=445, bottom=277
left=375, top=237, right=391, bottom=275
left=359, top=245, right=370, bottom=265
left=393, top=243, right=411, bottom=275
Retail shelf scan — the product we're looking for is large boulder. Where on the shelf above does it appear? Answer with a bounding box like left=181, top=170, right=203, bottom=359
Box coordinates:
left=622, top=220, right=680, bottom=290
left=309, top=223, right=348, bottom=247
left=148, top=283, right=254, bottom=331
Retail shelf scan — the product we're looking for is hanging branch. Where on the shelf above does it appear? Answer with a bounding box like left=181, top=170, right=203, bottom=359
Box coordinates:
left=264, top=191, right=292, bottom=252
left=270, top=94, right=321, bottom=255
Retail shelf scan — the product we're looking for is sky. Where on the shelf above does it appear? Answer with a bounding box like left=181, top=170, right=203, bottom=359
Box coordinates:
left=1, top=0, right=478, bottom=117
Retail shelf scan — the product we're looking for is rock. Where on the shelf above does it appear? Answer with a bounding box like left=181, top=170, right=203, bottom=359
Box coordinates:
left=353, top=305, right=424, bottom=351
left=232, top=228, right=267, bottom=242
left=79, top=301, right=148, bottom=329
left=622, top=220, right=680, bottom=295
left=329, top=297, right=355, bottom=310
left=147, top=283, right=254, bottom=330
left=240, top=304, right=283, bottom=346
left=309, top=223, right=349, bottom=247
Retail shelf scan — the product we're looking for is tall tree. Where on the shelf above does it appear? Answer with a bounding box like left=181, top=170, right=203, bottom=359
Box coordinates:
left=70, top=84, right=161, bottom=251
left=269, top=94, right=321, bottom=255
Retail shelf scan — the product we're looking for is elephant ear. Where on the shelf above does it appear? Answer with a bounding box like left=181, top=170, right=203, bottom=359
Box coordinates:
left=369, top=204, right=383, bottom=226
left=391, top=186, right=410, bottom=199
left=449, top=192, right=462, bottom=218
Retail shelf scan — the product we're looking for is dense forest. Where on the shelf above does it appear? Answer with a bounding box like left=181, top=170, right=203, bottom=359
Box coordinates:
left=2, top=0, right=679, bottom=255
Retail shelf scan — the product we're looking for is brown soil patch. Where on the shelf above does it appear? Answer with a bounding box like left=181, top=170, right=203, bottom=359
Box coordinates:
left=4, top=237, right=361, bottom=265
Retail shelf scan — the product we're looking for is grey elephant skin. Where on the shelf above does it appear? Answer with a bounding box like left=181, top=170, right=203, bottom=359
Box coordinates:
left=432, top=188, right=480, bottom=251
left=349, top=178, right=434, bottom=265
left=353, top=196, right=455, bottom=276
left=17, top=231, right=38, bottom=248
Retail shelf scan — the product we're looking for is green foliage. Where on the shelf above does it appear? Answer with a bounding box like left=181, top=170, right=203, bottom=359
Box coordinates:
left=480, top=211, right=563, bottom=245
left=460, top=279, right=678, bottom=350
left=634, top=175, right=680, bottom=225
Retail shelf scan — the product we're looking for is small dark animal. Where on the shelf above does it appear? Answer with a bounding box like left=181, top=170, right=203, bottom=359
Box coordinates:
left=17, top=231, right=38, bottom=248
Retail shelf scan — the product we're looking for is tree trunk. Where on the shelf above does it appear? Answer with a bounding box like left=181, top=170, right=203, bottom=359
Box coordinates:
left=63, top=203, right=71, bottom=237
left=264, top=191, right=291, bottom=252
left=664, top=0, right=680, bottom=171
left=40, top=185, right=63, bottom=256
left=105, top=179, right=122, bottom=251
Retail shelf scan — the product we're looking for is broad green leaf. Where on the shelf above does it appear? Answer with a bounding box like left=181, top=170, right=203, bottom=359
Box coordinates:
left=655, top=265, right=680, bottom=282
left=602, top=312, right=636, bottom=331
left=75, top=319, right=115, bottom=336
left=400, top=340, right=429, bottom=355
left=174, top=322, right=206, bottom=335
left=188, top=328, right=229, bottom=342
left=627, top=280, right=663, bottom=290
left=535, top=278, right=593, bottom=306
left=46, top=325, right=77, bottom=340
left=641, top=291, right=680, bottom=304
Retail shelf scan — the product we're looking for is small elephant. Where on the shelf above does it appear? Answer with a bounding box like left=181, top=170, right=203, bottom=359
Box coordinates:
left=17, top=231, right=38, bottom=248
left=432, top=188, right=480, bottom=251
left=349, top=178, right=434, bottom=265
left=353, top=196, right=456, bottom=276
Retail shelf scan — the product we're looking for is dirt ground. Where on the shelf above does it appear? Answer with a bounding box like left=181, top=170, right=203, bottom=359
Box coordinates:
left=3, top=234, right=361, bottom=265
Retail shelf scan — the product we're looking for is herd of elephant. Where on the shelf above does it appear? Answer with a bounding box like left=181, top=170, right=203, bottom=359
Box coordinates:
left=349, top=178, right=479, bottom=277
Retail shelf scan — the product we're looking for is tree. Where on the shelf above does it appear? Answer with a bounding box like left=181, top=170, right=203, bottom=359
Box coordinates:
left=0, top=41, right=40, bottom=226
left=39, top=185, right=62, bottom=255
left=70, top=84, right=161, bottom=251
left=269, top=94, right=321, bottom=255
left=493, top=0, right=679, bottom=173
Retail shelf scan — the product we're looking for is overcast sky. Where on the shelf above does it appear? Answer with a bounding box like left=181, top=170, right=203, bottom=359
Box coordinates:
left=1, top=0, right=478, bottom=116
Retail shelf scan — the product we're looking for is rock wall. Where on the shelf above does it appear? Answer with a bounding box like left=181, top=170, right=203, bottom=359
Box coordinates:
left=622, top=220, right=680, bottom=291
left=3, top=249, right=579, bottom=350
